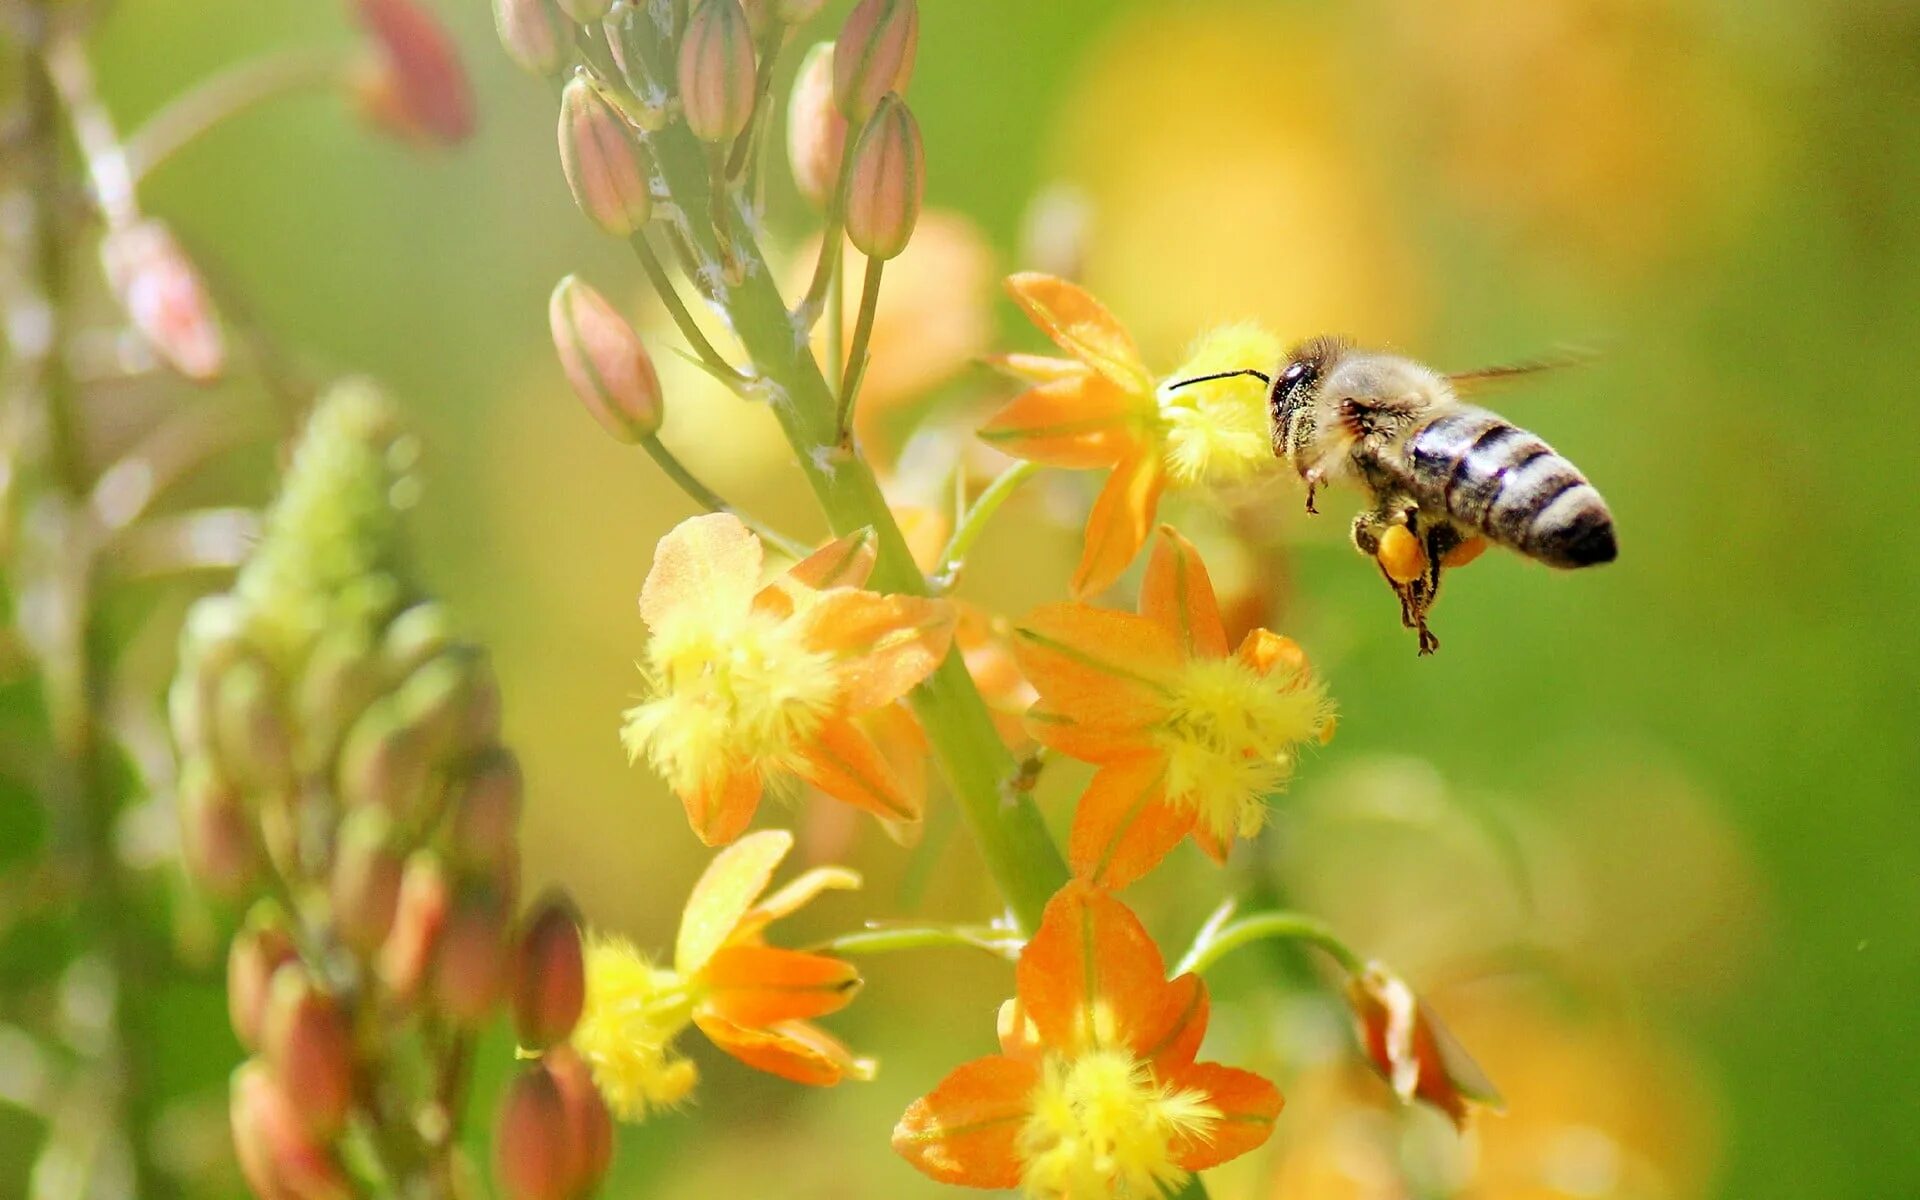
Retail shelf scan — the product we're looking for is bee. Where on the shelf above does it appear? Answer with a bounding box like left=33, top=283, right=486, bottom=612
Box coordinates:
left=1170, top=338, right=1616, bottom=654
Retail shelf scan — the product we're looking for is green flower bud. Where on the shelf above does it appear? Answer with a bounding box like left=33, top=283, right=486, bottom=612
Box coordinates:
left=549, top=275, right=665, bottom=444
left=215, top=658, right=293, bottom=791
left=496, top=0, right=569, bottom=76
left=331, top=808, right=407, bottom=955
left=177, top=758, right=259, bottom=899
left=558, top=74, right=655, bottom=236
left=339, top=705, right=433, bottom=822
left=844, top=93, right=923, bottom=260
left=382, top=601, right=456, bottom=678
left=295, top=624, right=384, bottom=771
left=833, top=0, right=916, bottom=125
left=678, top=0, right=758, bottom=144
left=511, top=891, right=585, bottom=1049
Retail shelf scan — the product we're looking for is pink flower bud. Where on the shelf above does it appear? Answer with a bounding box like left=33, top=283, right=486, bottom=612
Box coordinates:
left=494, top=1065, right=576, bottom=1200
left=833, top=0, right=916, bottom=125
left=558, top=74, right=655, bottom=236
left=380, top=851, right=451, bottom=1002
left=844, top=93, right=923, bottom=260
left=510, top=891, right=585, bottom=1049
left=339, top=707, right=432, bottom=822
left=494, top=0, right=569, bottom=77
left=546, top=1047, right=613, bottom=1188
left=678, top=0, right=758, bottom=144
left=331, top=808, right=406, bottom=955
left=352, top=0, right=476, bottom=146
left=548, top=275, right=664, bottom=443
left=228, top=908, right=298, bottom=1051
left=99, top=219, right=225, bottom=382
left=433, top=886, right=512, bottom=1026
left=231, top=1061, right=353, bottom=1200
left=177, top=759, right=258, bottom=899
left=447, top=748, right=524, bottom=870
left=394, top=649, right=496, bottom=757
left=262, top=969, right=355, bottom=1139
left=787, top=42, right=845, bottom=209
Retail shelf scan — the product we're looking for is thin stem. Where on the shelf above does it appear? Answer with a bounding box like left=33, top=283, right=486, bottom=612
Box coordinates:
left=836, top=254, right=884, bottom=441
left=43, top=34, right=136, bottom=226
left=125, top=48, right=350, bottom=183
left=794, top=149, right=856, bottom=328
left=806, top=924, right=1023, bottom=961
left=825, top=239, right=844, bottom=391
left=724, top=23, right=784, bottom=181
left=628, top=232, right=748, bottom=383
left=932, top=460, right=1040, bottom=590
left=640, top=436, right=810, bottom=559
left=1173, top=910, right=1365, bottom=979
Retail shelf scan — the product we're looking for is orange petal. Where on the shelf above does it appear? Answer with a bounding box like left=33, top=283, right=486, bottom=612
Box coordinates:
left=892, top=1054, right=1037, bottom=1189
left=1017, top=881, right=1170, bottom=1053
left=983, top=351, right=1094, bottom=384
left=1141, top=525, right=1228, bottom=659
left=1170, top=1062, right=1283, bottom=1172
left=640, top=513, right=762, bottom=630
left=1140, top=973, right=1209, bottom=1074
left=677, top=765, right=762, bottom=851
left=1073, top=449, right=1165, bottom=597
left=756, top=528, right=878, bottom=618
left=1190, top=824, right=1231, bottom=867
left=979, top=374, right=1143, bottom=469
left=1025, top=708, right=1154, bottom=765
left=1069, top=757, right=1193, bottom=891
left=1233, top=627, right=1311, bottom=680
left=693, top=1011, right=871, bottom=1086
left=1013, top=604, right=1176, bottom=732
left=860, top=704, right=931, bottom=838
left=803, top=591, right=956, bottom=713
left=793, top=716, right=920, bottom=824
left=699, top=945, right=861, bottom=1025
left=1004, top=273, right=1152, bottom=393
left=675, top=828, right=791, bottom=975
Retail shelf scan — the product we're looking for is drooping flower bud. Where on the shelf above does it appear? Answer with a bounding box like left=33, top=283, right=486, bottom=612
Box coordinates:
left=177, top=758, right=258, bottom=899
left=228, top=906, right=298, bottom=1051
left=555, top=0, right=613, bottom=21
left=380, top=851, right=451, bottom=1001
left=447, top=748, right=524, bottom=870
left=678, top=0, right=758, bottom=145
left=787, top=42, right=845, bottom=209
left=214, top=658, right=293, bottom=792
left=231, top=1061, right=353, bottom=1200
left=331, top=807, right=406, bottom=955
left=511, top=892, right=586, bottom=1049
left=844, top=94, right=923, bottom=260
left=557, top=74, right=655, bottom=236
left=99, top=219, right=225, bottom=382
left=433, top=885, right=513, bottom=1026
left=494, top=0, right=569, bottom=77
left=352, top=0, right=477, bottom=146
left=832, top=0, right=916, bottom=125
left=548, top=276, right=664, bottom=444
left=494, top=1065, right=576, bottom=1200
left=262, top=969, right=355, bottom=1139
left=1347, top=962, right=1502, bottom=1129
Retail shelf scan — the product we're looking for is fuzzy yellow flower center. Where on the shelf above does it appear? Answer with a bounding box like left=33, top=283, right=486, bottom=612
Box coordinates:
left=571, top=936, right=699, bottom=1121
left=621, top=605, right=840, bottom=797
left=1019, top=1048, right=1219, bottom=1200
left=1155, top=656, right=1330, bottom=841
left=1156, top=323, right=1284, bottom=488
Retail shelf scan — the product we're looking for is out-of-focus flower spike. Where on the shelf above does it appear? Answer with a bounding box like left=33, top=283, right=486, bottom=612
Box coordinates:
left=447, top=748, right=524, bottom=869
left=678, top=0, right=759, bottom=145
left=548, top=275, right=664, bottom=443
left=262, top=968, right=355, bottom=1139
left=231, top=1061, right=353, bottom=1200
left=512, top=891, right=587, bottom=1049
left=331, top=807, right=406, bottom=955
left=495, top=0, right=570, bottom=77
left=558, top=75, right=655, bottom=236
left=434, top=885, right=513, bottom=1026
left=787, top=42, right=845, bottom=210
left=213, top=658, right=293, bottom=792
left=176, top=758, right=258, bottom=899
left=99, top=219, right=226, bottom=382
left=844, top=93, right=922, bottom=260
left=380, top=850, right=451, bottom=1001
left=494, top=1065, right=578, bottom=1200
left=832, top=0, right=916, bottom=125
left=352, top=0, right=477, bottom=146
left=777, top=0, right=829, bottom=21
left=228, top=904, right=298, bottom=1051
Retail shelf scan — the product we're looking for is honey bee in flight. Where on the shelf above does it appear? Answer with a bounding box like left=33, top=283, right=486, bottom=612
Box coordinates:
left=1170, top=339, right=1616, bottom=654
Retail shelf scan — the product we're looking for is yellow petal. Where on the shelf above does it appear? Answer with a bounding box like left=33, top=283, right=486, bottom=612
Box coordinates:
left=675, top=828, right=791, bottom=975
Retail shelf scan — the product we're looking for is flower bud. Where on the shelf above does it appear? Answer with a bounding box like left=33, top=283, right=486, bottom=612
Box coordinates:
left=495, top=0, right=569, bottom=76
left=394, top=649, right=495, bottom=757
left=177, top=758, right=258, bottom=899
left=558, top=74, right=654, bottom=236
left=99, top=219, right=225, bottom=382
left=352, top=0, right=476, bottom=146
left=383, top=601, right=456, bottom=677
left=833, top=0, right=917, bottom=125
left=511, top=892, right=585, bottom=1049
left=545, top=1047, right=613, bottom=1189
left=548, top=276, right=665, bottom=444
left=447, top=748, right=524, bottom=870
left=433, top=885, right=512, bottom=1026
left=215, top=658, right=293, bottom=792
left=296, top=625, right=383, bottom=771
left=380, top=851, right=451, bottom=1001
left=172, top=597, right=251, bottom=755
left=228, top=906, right=298, bottom=1051
left=844, top=94, right=923, bottom=260
left=678, top=0, right=758, bottom=145
left=787, top=42, right=846, bottom=209
left=556, top=0, right=613, bottom=20
left=493, top=1066, right=575, bottom=1200
left=262, top=969, right=355, bottom=1139
left=777, top=0, right=829, bottom=21
left=331, top=808, right=406, bottom=955
left=1347, top=962, right=1501, bottom=1129
left=339, top=706, right=432, bottom=822
left=231, top=1061, right=353, bottom=1200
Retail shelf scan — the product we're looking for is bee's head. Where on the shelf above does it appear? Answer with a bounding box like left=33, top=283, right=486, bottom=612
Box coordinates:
left=1270, top=336, right=1352, bottom=467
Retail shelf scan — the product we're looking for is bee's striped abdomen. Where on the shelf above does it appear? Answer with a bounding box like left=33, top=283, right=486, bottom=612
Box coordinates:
left=1405, top=408, right=1616, bottom=569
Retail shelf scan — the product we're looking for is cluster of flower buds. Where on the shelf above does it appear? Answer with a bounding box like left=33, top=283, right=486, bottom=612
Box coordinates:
left=173, top=382, right=603, bottom=1198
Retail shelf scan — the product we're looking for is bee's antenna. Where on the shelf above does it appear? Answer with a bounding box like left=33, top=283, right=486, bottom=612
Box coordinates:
left=1164, top=368, right=1271, bottom=392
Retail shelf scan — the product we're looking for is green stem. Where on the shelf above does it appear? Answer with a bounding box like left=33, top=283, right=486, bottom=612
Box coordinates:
left=825, top=240, right=844, bottom=391
left=808, top=924, right=1022, bottom=960
left=1173, top=910, right=1365, bottom=978
left=629, top=233, right=747, bottom=383
left=836, top=254, right=883, bottom=440
left=125, top=48, right=350, bottom=183
left=640, top=436, right=809, bottom=559
left=932, top=460, right=1040, bottom=589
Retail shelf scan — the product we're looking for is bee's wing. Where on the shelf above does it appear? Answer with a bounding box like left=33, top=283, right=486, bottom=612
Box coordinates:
left=1446, top=346, right=1599, bottom=395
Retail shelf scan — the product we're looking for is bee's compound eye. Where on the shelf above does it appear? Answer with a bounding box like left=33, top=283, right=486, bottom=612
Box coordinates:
left=1280, top=361, right=1314, bottom=387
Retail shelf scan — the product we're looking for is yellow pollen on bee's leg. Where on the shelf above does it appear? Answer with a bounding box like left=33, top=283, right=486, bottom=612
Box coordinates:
left=1377, top=525, right=1427, bottom=585
left=1019, top=1049, right=1219, bottom=1200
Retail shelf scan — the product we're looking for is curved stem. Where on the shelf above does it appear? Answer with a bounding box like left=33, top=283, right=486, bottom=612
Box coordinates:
left=932, top=460, right=1039, bottom=590
left=629, top=232, right=748, bottom=383
left=836, top=254, right=883, bottom=440
left=807, top=924, right=1023, bottom=961
left=1173, top=910, right=1365, bottom=978
left=126, top=47, right=350, bottom=184
left=640, top=436, right=809, bottom=560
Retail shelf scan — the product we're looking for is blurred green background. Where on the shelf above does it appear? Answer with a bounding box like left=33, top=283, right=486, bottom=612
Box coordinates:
left=10, top=0, right=1919, bottom=1196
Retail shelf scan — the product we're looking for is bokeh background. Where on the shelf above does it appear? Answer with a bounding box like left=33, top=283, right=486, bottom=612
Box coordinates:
left=7, top=0, right=1919, bottom=1196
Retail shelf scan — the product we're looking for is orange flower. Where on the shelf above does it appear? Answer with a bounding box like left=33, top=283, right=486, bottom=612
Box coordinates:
left=1012, top=526, right=1333, bottom=888
left=1346, top=961, right=1502, bottom=1129
left=572, top=830, right=872, bottom=1120
left=894, top=883, right=1281, bottom=1198
left=981, top=274, right=1282, bottom=595
left=622, top=514, right=955, bottom=845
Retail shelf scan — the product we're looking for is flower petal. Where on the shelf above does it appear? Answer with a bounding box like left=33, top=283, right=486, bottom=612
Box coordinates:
left=996, top=997, right=1043, bottom=1062
left=1233, top=626, right=1312, bottom=680
left=983, top=351, right=1094, bottom=384
left=677, top=765, right=762, bottom=850
left=1014, top=603, right=1176, bottom=730
left=1141, top=525, right=1228, bottom=660
left=699, top=946, right=861, bottom=1025
left=1069, top=757, right=1193, bottom=891
left=783, top=528, right=879, bottom=592
left=892, top=1054, right=1037, bottom=1189
left=748, top=865, right=863, bottom=926
left=803, top=591, right=956, bottom=713
left=1140, top=973, right=1209, bottom=1074
left=1170, top=1062, right=1283, bottom=1172
left=793, top=716, right=920, bottom=823
left=1073, top=448, right=1165, bottom=597
left=1004, top=272, right=1152, bottom=393
left=693, top=1011, right=871, bottom=1086
left=675, top=828, right=791, bottom=975
left=1017, top=881, right=1170, bottom=1054
left=979, top=374, right=1143, bottom=469
left=640, top=513, right=762, bottom=630
left=1025, top=707, right=1155, bottom=765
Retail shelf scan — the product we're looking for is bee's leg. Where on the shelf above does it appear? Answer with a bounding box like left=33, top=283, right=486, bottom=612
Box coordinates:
left=1353, top=507, right=1432, bottom=647
left=1303, top=470, right=1323, bottom=515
